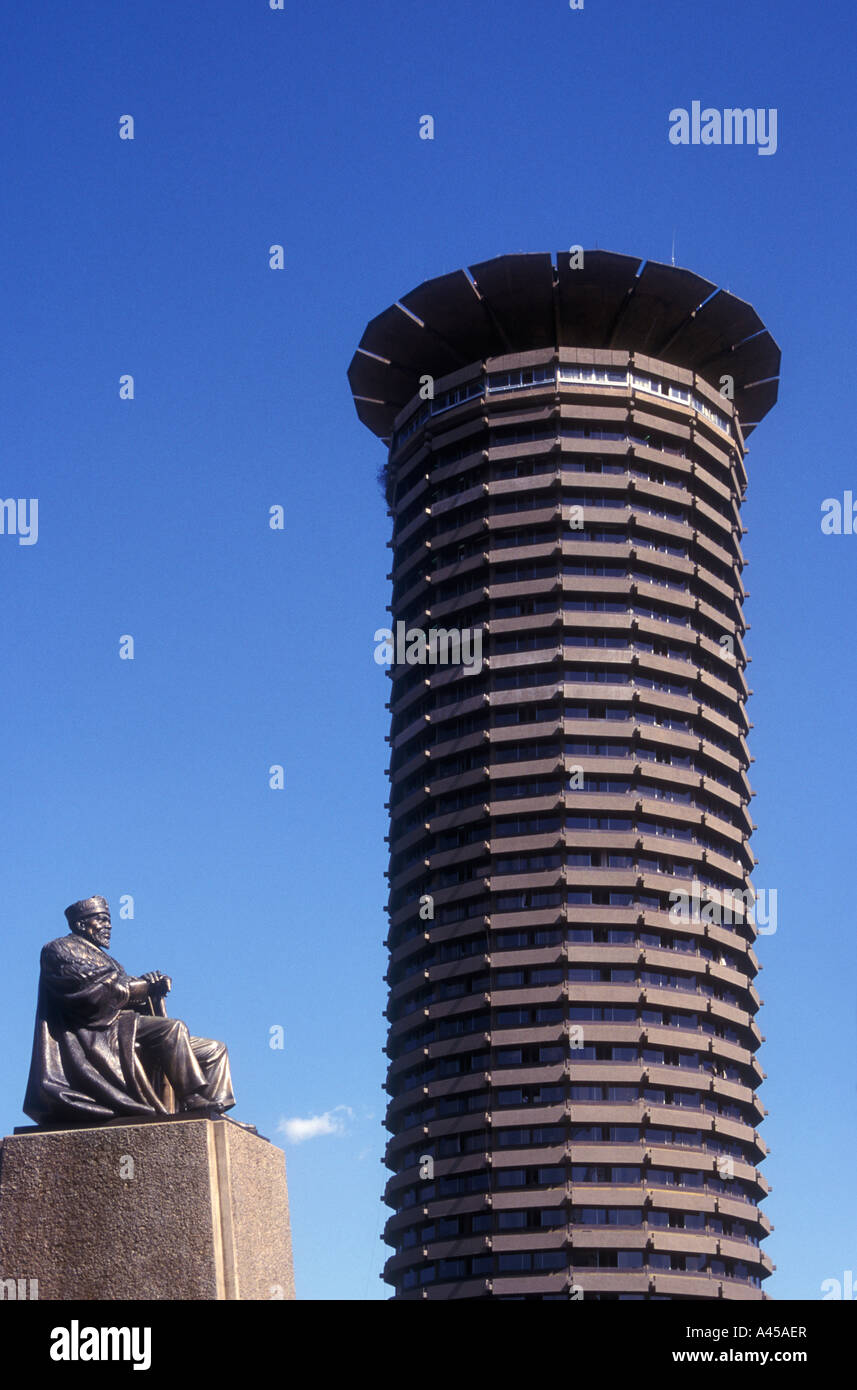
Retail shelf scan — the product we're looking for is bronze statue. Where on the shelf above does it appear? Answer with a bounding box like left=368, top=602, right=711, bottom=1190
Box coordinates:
left=23, top=896, right=235, bottom=1125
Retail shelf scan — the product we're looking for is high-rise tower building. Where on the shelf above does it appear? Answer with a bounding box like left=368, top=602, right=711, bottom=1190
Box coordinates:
left=349, top=251, right=779, bottom=1301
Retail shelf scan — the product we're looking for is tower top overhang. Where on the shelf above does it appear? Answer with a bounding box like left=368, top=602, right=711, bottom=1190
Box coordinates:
left=348, top=250, right=780, bottom=443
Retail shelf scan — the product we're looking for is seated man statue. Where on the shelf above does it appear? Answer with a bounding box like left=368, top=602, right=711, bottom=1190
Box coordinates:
left=23, top=896, right=235, bottom=1125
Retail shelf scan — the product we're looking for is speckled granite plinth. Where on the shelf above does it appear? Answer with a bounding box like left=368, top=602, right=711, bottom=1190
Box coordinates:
left=0, top=1115, right=295, bottom=1300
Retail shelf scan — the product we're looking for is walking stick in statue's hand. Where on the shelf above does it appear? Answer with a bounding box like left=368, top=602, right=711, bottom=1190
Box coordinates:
left=143, top=973, right=175, bottom=1114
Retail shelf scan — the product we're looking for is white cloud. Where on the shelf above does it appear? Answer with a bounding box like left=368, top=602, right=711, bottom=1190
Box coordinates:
left=276, top=1105, right=354, bottom=1144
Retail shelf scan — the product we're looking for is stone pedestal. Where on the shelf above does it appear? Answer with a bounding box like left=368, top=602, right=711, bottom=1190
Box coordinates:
left=0, top=1115, right=296, bottom=1300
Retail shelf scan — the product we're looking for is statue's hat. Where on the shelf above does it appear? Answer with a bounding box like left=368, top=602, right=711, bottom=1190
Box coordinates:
left=65, top=896, right=110, bottom=927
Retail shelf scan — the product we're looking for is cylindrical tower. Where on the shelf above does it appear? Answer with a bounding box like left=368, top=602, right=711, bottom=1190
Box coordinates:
left=349, top=251, right=779, bottom=1301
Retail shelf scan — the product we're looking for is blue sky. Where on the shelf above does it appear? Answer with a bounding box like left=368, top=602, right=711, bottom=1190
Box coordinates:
left=1, top=0, right=854, bottom=1301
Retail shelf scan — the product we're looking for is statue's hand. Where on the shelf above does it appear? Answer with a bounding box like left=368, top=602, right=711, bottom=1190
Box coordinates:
left=142, top=971, right=172, bottom=996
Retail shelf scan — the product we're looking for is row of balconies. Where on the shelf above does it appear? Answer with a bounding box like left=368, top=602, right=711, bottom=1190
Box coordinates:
left=383, top=1045, right=761, bottom=1100
left=390, top=740, right=749, bottom=800
left=397, top=446, right=739, bottom=525
left=385, top=903, right=763, bottom=968
left=384, top=1021, right=766, bottom=1087
left=390, top=764, right=754, bottom=833
left=391, top=676, right=750, bottom=753
left=386, top=643, right=740, bottom=703
left=385, top=981, right=759, bottom=1036
left=408, top=533, right=744, bottom=611
left=386, top=1104, right=766, bottom=1155
left=486, top=464, right=739, bottom=522
left=393, top=510, right=743, bottom=587
left=386, top=1023, right=762, bottom=1080
left=387, top=952, right=760, bottom=1015
left=386, top=359, right=734, bottom=457
left=382, top=1145, right=770, bottom=1203
left=390, top=511, right=747, bottom=593
left=390, top=722, right=750, bottom=787
left=391, top=685, right=749, bottom=766
left=391, top=520, right=743, bottom=599
left=391, top=720, right=749, bottom=778
left=384, top=1059, right=765, bottom=1118
left=386, top=637, right=746, bottom=703
left=390, top=742, right=751, bottom=798
left=387, top=923, right=760, bottom=967
left=382, top=1180, right=771, bottom=1237
left=384, top=1229, right=771, bottom=1275
left=386, top=959, right=760, bottom=1016
left=393, top=445, right=740, bottom=543
left=393, top=482, right=743, bottom=560
left=384, top=1102, right=766, bottom=1159
left=393, top=763, right=751, bottom=819
left=388, top=847, right=755, bottom=903
left=407, top=692, right=748, bottom=757
left=387, top=782, right=752, bottom=857
left=405, top=1003, right=760, bottom=1045
left=388, top=384, right=743, bottom=507
left=385, top=893, right=760, bottom=946
left=416, top=789, right=750, bottom=839
left=411, top=821, right=752, bottom=870
left=385, top=360, right=741, bottom=454
left=386, top=1268, right=769, bottom=1304
left=391, top=822, right=744, bottom=867
left=387, top=855, right=756, bottom=914
left=393, top=546, right=746, bottom=628
left=393, top=812, right=751, bottom=870
left=392, top=1273, right=766, bottom=1300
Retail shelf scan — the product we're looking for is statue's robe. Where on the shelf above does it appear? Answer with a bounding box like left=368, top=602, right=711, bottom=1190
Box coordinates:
left=23, top=933, right=169, bottom=1124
